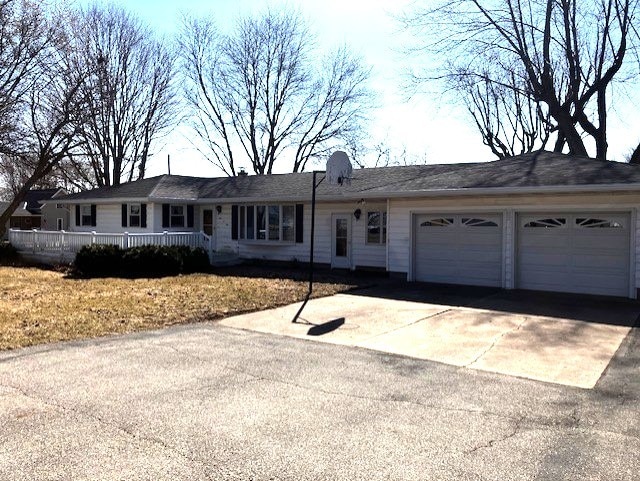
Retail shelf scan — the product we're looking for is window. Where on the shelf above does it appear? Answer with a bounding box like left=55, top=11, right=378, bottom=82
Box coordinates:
left=576, top=218, right=623, bottom=228
left=246, top=206, right=254, bottom=239
left=240, top=205, right=245, bottom=239
left=268, top=205, right=280, bottom=240
left=129, top=204, right=141, bottom=227
left=462, top=217, right=498, bottom=227
left=523, top=218, right=566, bottom=228
left=239, top=204, right=296, bottom=242
left=420, top=218, right=453, bottom=227
left=256, top=206, right=266, bottom=240
left=81, top=205, right=92, bottom=226
left=170, top=205, right=184, bottom=227
left=367, top=211, right=387, bottom=244
left=282, top=205, right=295, bottom=242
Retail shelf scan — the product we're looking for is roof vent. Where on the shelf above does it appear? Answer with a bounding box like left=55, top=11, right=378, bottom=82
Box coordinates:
left=237, top=167, right=248, bottom=177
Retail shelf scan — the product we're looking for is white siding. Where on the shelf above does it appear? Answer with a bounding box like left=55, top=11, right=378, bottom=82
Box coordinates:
left=635, top=209, right=640, bottom=293
left=152, top=203, right=201, bottom=232
left=215, top=201, right=386, bottom=268
left=71, top=204, right=121, bottom=233
left=388, top=201, right=412, bottom=274
left=352, top=204, right=387, bottom=269
left=70, top=203, right=162, bottom=233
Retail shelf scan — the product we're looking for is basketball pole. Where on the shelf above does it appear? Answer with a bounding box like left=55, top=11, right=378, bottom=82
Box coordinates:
left=292, top=170, right=325, bottom=323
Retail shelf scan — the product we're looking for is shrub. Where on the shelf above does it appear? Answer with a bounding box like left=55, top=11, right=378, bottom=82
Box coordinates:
left=74, top=244, right=123, bottom=276
left=0, top=242, right=19, bottom=263
left=74, top=244, right=210, bottom=277
left=122, top=245, right=181, bottom=276
left=179, top=246, right=210, bottom=273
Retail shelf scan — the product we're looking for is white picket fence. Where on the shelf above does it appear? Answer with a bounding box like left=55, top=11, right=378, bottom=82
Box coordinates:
left=8, top=229, right=213, bottom=258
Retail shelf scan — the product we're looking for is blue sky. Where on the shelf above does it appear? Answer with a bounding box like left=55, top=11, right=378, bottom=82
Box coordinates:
left=80, top=1, right=638, bottom=176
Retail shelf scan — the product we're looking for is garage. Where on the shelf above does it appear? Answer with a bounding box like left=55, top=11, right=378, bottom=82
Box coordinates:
left=414, top=213, right=503, bottom=287
left=517, top=213, right=631, bottom=297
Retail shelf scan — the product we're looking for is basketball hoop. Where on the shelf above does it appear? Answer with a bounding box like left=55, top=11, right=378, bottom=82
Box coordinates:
left=292, top=151, right=353, bottom=324
left=326, top=150, right=353, bottom=186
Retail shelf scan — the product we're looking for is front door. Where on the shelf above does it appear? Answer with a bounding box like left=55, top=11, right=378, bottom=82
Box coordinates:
left=203, top=209, right=214, bottom=236
left=331, top=213, right=351, bottom=269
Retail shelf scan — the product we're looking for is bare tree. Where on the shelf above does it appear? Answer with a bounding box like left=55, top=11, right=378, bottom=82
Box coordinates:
left=463, top=73, right=552, bottom=158
left=180, top=10, right=371, bottom=175
left=0, top=0, right=54, bottom=157
left=403, top=0, right=639, bottom=160
left=70, top=4, right=178, bottom=187
left=0, top=1, right=91, bottom=237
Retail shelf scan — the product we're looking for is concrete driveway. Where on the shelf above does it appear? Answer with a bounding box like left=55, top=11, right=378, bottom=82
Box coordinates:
left=1, top=315, right=639, bottom=480
left=221, top=285, right=640, bottom=389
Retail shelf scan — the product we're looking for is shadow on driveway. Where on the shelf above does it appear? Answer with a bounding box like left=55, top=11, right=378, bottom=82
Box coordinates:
left=351, top=282, right=640, bottom=327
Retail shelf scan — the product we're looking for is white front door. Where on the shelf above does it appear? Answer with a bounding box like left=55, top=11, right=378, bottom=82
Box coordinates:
left=331, top=213, right=351, bottom=269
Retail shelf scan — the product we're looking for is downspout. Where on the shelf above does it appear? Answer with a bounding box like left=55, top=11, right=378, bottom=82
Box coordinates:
left=386, top=198, right=390, bottom=273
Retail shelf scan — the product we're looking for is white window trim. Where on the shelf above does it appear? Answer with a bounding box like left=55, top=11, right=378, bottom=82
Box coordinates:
left=170, top=205, right=185, bottom=228
left=129, top=203, right=141, bottom=228
left=80, top=205, right=92, bottom=226
left=366, top=210, right=387, bottom=245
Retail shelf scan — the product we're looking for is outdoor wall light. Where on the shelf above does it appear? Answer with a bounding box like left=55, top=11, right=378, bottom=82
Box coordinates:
left=353, top=208, right=362, bottom=220
left=216, top=205, right=222, bottom=214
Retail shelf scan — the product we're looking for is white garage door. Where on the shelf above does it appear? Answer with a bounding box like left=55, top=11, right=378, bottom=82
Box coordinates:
left=414, top=214, right=503, bottom=287
left=517, top=213, right=630, bottom=297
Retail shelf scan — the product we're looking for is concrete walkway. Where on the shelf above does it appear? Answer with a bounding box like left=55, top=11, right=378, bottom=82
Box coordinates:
left=221, top=289, right=639, bottom=389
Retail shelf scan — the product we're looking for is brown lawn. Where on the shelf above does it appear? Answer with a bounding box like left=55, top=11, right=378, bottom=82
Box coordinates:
left=0, top=265, right=365, bottom=351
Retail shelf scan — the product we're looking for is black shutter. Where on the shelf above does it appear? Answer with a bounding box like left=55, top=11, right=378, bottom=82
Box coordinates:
left=75, top=205, right=80, bottom=226
left=187, top=205, right=194, bottom=228
left=121, top=204, right=128, bottom=227
left=141, top=204, right=147, bottom=228
left=295, top=204, right=304, bottom=243
left=90, top=204, right=97, bottom=227
left=162, top=204, right=170, bottom=228
left=231, top=205, right=238, bottom=240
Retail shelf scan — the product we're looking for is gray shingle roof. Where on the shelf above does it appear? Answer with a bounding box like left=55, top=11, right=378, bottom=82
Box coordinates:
left=57, top=151, right=640, bottom=203
left=22, top=189, right=62, bottom=214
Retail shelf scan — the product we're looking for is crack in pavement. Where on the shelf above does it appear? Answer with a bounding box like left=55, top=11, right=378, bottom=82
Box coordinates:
left=151, top=341, right=526, bottom=423
left=218, top=360, right=524, bottom=423
left=355, top=308, right=456, bottom=344
left=464, top=316, right=529, bottom=368
left=464, top=415, right=526, bottom=455
left=0, top=380, right=219, bottom=479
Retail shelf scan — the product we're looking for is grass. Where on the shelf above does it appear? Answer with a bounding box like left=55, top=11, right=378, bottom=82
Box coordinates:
left=0, top=265, right=367, bottom=351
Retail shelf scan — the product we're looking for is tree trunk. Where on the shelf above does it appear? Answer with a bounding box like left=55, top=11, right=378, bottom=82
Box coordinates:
left=0, top=178, right=40, bottom=239
left=629, top=143, right=640, bottom=164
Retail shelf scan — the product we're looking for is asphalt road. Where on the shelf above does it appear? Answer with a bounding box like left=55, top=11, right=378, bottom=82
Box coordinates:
left=0, top=321, right=639, bottom=480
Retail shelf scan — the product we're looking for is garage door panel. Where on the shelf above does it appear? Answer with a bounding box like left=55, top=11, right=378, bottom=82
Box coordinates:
left=518, top=235, right=571, bottom=248
left=519, top=252, right=571, bottom=267
left=414, top=214, right=502, bottom=287
left=573, top=235, right=628, bottom=249
left=518, top=272, right=571, bottom=289
left=572, top=253, right=629, bottom=269
left=517, top=212, right=630, bottom=297
left=571, top=274, right=628, bottom=292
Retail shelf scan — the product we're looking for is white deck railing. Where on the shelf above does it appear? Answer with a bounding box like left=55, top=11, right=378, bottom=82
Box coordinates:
left=8, top=229, right=213, bottom=256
